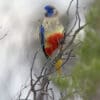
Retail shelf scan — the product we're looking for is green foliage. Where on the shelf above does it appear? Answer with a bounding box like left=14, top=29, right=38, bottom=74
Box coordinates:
left=71, top=59, right=100, bottom=99
left=77, top=29, right=100, bottom=64
left=70, top=1, right=100, bottom=99
left=50, top=75, right=68, bottom=91
left=86, top=0, right=100, bottom=32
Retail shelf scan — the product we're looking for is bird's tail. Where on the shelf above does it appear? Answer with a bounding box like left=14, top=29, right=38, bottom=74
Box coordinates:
left=55, top=59, right=63, bottom=74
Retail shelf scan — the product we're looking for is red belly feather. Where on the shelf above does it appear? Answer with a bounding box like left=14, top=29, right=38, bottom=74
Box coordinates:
left=45, top=33, right=64, bottom=56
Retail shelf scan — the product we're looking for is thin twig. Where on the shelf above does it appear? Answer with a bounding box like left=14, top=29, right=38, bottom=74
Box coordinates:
left=0, top=34, right=7, bottom=40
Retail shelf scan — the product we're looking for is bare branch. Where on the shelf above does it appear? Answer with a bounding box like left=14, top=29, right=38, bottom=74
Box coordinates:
left=0, top=34, right=7, bottom=40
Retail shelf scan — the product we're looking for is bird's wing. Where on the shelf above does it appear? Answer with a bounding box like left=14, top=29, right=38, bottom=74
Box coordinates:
left=39, top=25, right=49, bottom=58
left=39, top=25, right=45, bottom=47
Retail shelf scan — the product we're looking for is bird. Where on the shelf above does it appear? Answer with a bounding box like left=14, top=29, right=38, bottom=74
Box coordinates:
left=39, top=5, right=64, bottom=74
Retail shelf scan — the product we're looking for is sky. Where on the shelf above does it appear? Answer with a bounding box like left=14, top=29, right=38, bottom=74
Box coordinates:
left=0, top=0, right=93, bottom=100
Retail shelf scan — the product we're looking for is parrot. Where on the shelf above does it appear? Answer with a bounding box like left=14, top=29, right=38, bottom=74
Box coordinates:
left=39, top=5, right=65, bottom=74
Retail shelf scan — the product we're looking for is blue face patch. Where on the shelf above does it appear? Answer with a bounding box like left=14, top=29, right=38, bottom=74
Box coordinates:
left=44, top=5, right=54, bottom=17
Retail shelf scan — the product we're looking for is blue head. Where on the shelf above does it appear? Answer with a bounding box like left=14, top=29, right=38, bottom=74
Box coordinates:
left=44, top=5, right=55, bottom=17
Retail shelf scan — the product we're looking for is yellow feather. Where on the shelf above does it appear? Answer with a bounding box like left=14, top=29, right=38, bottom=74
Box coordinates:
left=55, top=59, right=63, bottom=74
left=45, top=25, right=64, bottom=38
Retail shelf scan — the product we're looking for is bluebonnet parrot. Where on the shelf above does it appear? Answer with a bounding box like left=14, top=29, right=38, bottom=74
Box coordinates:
left=39, top=5, right=64, bottom=74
